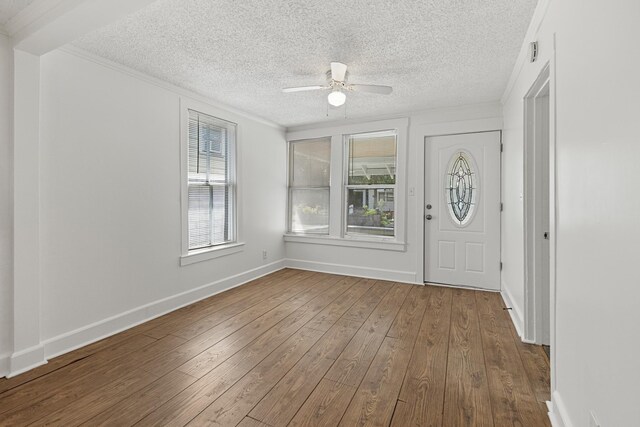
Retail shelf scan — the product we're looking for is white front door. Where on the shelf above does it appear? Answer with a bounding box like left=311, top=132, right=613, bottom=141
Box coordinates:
left=424, top=131, right=501, bottom=290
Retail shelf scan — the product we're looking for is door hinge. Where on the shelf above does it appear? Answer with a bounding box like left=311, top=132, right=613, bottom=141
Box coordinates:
left=500, top=202, right=503, bottom=212
left=500, top=143, right=504, bottom=153
left=500, top=262, right=503, bottom=271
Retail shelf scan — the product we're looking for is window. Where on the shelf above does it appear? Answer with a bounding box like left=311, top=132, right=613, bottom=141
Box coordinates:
left=284, top=118, right=407, bottom=251
left=346, top=131, right=397, bottom=237
left=446, top=150, right=478, bottom=226
left=288, top=138, right=331, bottom=234
left=187, top=109, right=236, bottom=250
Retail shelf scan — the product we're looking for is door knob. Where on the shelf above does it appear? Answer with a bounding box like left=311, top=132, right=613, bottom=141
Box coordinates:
left=425, top=214, right=433, bottom=220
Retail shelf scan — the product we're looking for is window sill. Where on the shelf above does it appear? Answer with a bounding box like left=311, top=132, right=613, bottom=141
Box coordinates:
left=180, top=242, right=245, bottom=266
left=283, top=234, right=406, bottom=252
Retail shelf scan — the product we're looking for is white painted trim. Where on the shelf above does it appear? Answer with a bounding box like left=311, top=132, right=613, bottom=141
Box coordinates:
left=501, top=0, right=552, bottom=104
left=58, top=46, right=284, bottom=131
left=286, top=102, right=502, bottom=133
left=7, top=344, right=46, bottom=378
left=9, top=0, right=157, bottom=55
left=284, top=234, right=406, bottom=252
left=37, top=260, right=285, bottom=370
left=180, top=242, right=246, bottom=266
left=286, top=117, right=409, bottom=142
left=4, top=0, right=68, bottom=36
left=285, top=258, right=417, bottom=284
left=548, top=391, right=573, bottom=427
left=500, top=284, right=525, bottom=338
left=523, top=64, right=551, bottom=344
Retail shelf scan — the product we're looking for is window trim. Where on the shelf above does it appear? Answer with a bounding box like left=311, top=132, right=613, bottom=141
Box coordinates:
left=180, top=97, right=243, bottom=264
left=285, top=118, right=408, bottom=251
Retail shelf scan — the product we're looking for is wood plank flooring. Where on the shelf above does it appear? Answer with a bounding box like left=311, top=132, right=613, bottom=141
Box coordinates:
left=0, top=269, right=550, bottom=426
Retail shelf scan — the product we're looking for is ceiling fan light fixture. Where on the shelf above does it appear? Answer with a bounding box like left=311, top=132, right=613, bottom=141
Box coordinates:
left=327, top=89, right=346, bottom=107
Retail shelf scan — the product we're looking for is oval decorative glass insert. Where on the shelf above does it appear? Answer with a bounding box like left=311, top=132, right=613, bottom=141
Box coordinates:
left=446, top=151, right=477, bottom=225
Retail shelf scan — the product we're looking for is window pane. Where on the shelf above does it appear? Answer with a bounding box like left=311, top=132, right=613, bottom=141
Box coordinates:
left=188, top=184, right=232, bottom=249
left=188, top=111, right=231, bottom=183
left=347, top=132, right=396, bottom=185
left=290, top=189, right=329, bottom=234
left=291, top=138, right=331, bottom=187
left=346, top=188, right=395, bottom=236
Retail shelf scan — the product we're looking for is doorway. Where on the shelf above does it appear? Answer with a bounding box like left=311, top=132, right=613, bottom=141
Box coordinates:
left=524, top=65, right=551, bottom=346
left=423, top=131, right=501, bottom=290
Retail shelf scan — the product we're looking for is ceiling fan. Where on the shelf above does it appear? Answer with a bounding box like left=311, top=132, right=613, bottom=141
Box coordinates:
left=282, top=62, right=393, bottom=107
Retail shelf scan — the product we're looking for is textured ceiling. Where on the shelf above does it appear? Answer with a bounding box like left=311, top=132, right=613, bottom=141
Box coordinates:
left=0, top=0, right=37, bottom=25
left=74, top=0, right=537, bottom=127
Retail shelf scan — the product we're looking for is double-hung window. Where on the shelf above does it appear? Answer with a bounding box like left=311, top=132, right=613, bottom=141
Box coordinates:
left=345, top=131, right=397, bottom=237
left=285, top=119, right=406, bottom=251
left=288, top=138, right=331, bottom=234
left=187, top=109, right=237, bottom=250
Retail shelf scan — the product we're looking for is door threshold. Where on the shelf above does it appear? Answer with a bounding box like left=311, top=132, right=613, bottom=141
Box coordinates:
left=423, top=281, right=500, bottom=293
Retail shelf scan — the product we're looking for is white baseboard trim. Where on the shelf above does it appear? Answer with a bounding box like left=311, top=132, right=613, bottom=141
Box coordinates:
left=500, top=284, right=525, bottom=339
left=7, top=344, right=47, bottom=378
left=31, top=260, right=285, bottom=370
left=548, top=391, right=573, bottom=427
left=285, top=258, right=417, bottom=284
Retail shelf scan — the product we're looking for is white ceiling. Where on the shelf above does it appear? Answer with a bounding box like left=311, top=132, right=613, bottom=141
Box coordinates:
left=73, top=0, right=537, bottom=128
left=0, top=0, right=36, bottom=25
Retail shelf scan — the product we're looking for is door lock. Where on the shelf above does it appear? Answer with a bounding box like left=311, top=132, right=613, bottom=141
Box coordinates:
left=425, top=214, right=433, bottom=220
left=426, top=204, right=432, bottom=210
left=543, top=231, right=549, bottom=239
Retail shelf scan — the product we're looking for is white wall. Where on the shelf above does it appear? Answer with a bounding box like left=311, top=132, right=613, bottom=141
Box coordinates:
left=502, top=0, right=640, bottom=425
left=285, top=103, right=503, bottom=284
left=35, top=50, right=287, bottom=354
left=0, top=34, right=14, bottom=372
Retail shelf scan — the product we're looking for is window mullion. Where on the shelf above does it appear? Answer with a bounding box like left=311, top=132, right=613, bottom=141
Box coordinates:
left=329, top=134, right=343, bottom=237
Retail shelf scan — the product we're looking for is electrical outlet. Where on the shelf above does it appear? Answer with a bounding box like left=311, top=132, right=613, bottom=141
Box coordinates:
left=262, top=250, right=267, bottom=260
left=589, top=410, right=600, bottom=427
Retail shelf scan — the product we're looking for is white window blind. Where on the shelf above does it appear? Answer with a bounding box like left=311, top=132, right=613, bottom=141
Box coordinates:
left=187, top=109, right=236, bottom=250
left=288, top=138, right=331, bottom=234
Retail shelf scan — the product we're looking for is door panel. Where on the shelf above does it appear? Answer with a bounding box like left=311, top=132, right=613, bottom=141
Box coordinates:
left=424, top=131, right=501, bottom=290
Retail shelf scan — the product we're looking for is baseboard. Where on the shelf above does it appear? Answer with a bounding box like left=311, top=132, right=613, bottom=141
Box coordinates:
left=40, top=260, right=286, bottom=365
left=500, top=284, right=525, bottom=339
left=285, top=258, right=417, bottom=284
left=7, top=344, right=47, bottom=378
left=548, top=391, right=573, bottom=427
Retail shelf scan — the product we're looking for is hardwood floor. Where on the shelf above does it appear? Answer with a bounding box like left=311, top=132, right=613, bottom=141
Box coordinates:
left=0, top=269, right=551, bottom=426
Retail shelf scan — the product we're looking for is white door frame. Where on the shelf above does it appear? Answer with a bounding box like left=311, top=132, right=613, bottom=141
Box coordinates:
left=522, top=61, right=557, bottom=362
left=523, top=63, right=552, bottom=345
left=422, top=130, right=502, bottom=288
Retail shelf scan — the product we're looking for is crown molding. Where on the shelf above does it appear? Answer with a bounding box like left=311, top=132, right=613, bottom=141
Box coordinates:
left=59, top=45, right=286, bottom=132
left=501, top=0, right=552, bottom=104
left=4, top=0, right=70, bottom=37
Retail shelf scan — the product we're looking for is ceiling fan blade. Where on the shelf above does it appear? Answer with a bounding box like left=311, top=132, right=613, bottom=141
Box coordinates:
left=348, top=84, right=393, bottom=95
left=330, top=62, right=348, bottom=82
left=282, top=85, right=328, bottom=93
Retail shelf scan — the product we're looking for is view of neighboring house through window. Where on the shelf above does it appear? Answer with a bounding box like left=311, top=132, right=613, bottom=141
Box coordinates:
left=346, top=130, right=397, bottom=237
left=288, top=137, right=331, bottom=234
left=187, top=109, right=236, bottom=250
